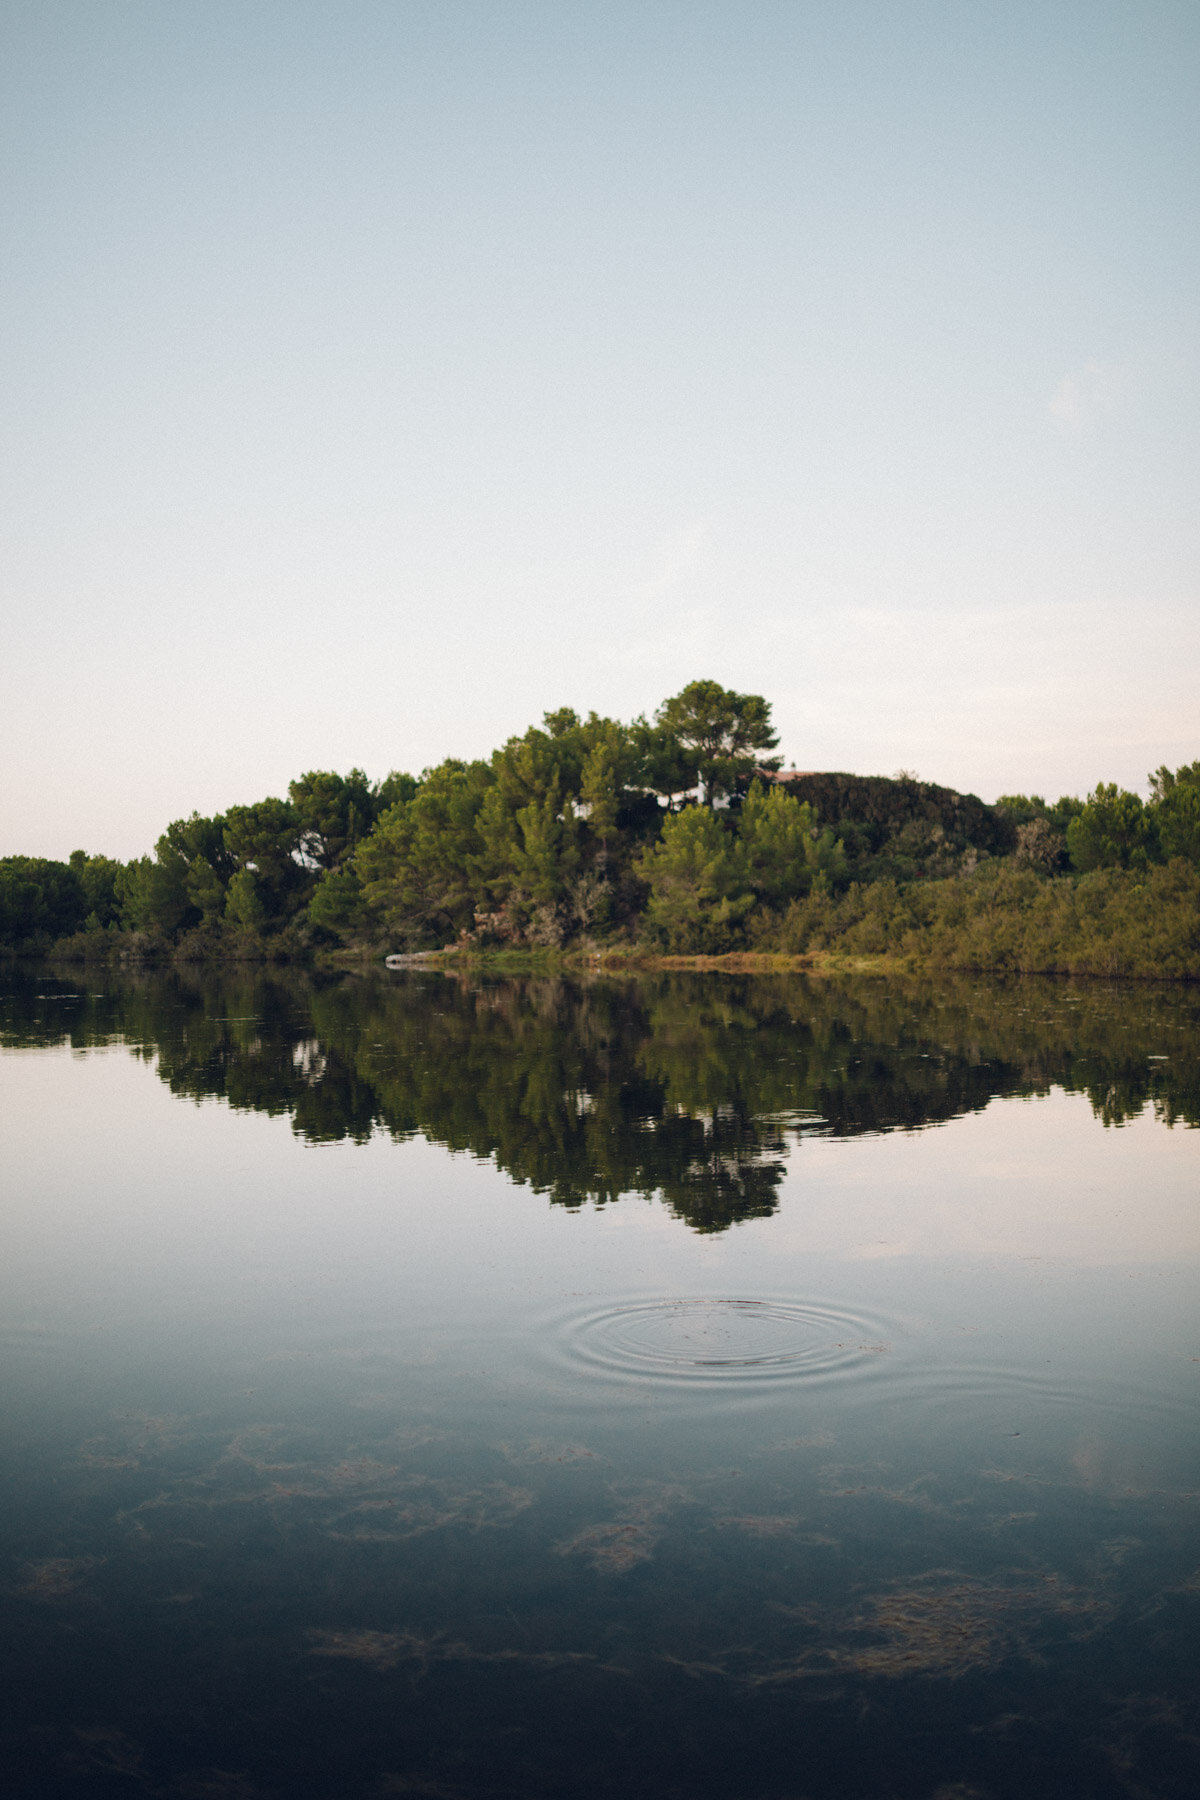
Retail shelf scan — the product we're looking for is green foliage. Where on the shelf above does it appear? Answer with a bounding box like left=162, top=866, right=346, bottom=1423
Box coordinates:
left=223, top=798, right=305, bottom=913
left=763, top=858, right=1200, bottom=979
left=68, top=851, right=124, bottom=928
left=308, top=865, right=367, bottom=936
left=1149, top=762, right=1200, bottom=865
left=159, top=813, right=235, bottom=878
left=511, top=785, right=580, bottom=907
left=737, top=780, right=847, bottom=906
left=995, top=794, right=1072, bottom=874
left=637, top=805, right=754, bottom=952
left=1047, top=795, right=1086, bottom=833
left=132, top=814, right=238, bottom=933
left=289, top=769, right=378, bottom=869
left=185, top=857, right=227, bottom=923
left=995, top=793, right=1047, bottom=824
left=1149, top=761, right=1200, bottom=802
left=1067, top=784, right=1158, bottom=872
left=9, top=678, right=1197, bottom=973
left=119, top=853, right=191, bottom=936
left=653, top=679, right=779, bottom=803
left=374, top=770, right=419, bottom=813
left=354, top=759, right=494, bottom=946
left=579, top=718, right=635, bottom=847
left=491, top=720, right=580, bottom=811
left=352, top=710, right=653, bottom=946
left=224, top=868, right=267, bottom=930
left=629, top=716, right=692, bottom=803
left=0, top=856, right=86, bottom=945
left=780, top=771, right=1013, bottom=879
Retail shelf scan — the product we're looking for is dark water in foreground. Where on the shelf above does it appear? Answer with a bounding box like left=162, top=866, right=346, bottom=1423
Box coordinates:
left=1, top=966, right=1198, bottom=1799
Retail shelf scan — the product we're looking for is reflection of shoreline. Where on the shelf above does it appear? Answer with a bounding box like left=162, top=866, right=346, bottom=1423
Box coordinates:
left=3, top=968, right=1198, bottom=1234
left=385, top=949, right=906, bottom=973
left=363, top=948, right=890, bottom=973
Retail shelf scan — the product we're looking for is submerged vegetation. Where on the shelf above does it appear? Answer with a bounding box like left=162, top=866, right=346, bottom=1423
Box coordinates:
left=3, top=679, right=1199, bottom=979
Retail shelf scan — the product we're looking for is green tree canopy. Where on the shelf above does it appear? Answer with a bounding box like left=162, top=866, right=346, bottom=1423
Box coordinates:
left=653, top=679, right=780, bottom=804
left=637, top=805, right=754, bottom=952
left=737, top=780, right=846, bottom=906
left=119, top=855, right=191, bottom=936
left=1067, top=784, right=1159, bottom=872
left=0, top=857, right=86, bottom=945
left=68, top=851, right=125, bottom=929
left=159, top=813, right=235, bottom=878
left=374, top=770, right=419, bottom=813
left=307, top=865, right=367, bottom=937
left=223, top=798, right=306, bottom=914
left=289, top=769, right=377, bottom=870
left=143, top=813, right=238, bottom=931
left=1150, top=762, right=1200, bottom=865
left=224, top=868, right=268, bottom=931
left=354, top=759, right=494, bottom=946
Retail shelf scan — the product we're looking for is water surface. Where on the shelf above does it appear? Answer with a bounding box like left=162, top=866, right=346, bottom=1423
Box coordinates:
left=2, top=968, right=1198, bottom=1798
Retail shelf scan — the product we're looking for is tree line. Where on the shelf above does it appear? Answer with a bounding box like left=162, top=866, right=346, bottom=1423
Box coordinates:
left=2, top=677, right=1198, bottom=971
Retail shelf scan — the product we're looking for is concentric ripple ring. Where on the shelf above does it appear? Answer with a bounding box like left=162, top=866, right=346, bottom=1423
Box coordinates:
left=548, top=1295, right=897, bottom=1390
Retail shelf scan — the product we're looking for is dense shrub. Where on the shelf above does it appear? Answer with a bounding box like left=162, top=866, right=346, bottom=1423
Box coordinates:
left=0, top=857, right=86, bottom=946
left=758, top=859, right=1200, bottom=979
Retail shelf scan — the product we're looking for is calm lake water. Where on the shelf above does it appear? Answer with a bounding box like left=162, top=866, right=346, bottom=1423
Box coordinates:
left=2, top=966, right=1198, bottom=1799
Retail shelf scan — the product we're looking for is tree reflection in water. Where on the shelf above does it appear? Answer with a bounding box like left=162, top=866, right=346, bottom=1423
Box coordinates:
left=3, top=966, right=1198, bottom=1233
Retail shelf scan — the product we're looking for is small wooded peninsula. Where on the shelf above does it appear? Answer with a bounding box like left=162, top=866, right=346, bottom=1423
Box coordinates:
left=4, top=680, right=1199, bottom=978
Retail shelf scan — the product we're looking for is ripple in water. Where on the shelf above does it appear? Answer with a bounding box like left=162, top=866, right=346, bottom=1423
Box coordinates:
left=548, top=1296, right=898, bottom=1391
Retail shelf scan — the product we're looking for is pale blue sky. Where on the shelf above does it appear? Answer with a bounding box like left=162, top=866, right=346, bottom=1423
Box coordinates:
left=2, top=1, right=1197, bottom=858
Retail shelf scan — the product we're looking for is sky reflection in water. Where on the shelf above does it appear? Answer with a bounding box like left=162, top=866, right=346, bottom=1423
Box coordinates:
left=1, top=969, right=1198, bottom=1799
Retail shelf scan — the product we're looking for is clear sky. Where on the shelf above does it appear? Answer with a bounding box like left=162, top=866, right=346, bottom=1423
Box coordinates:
left=2, top=0, right=1197, bottom=859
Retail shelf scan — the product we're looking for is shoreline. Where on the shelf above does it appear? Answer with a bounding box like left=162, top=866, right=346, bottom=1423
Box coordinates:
left=14, top=942, right=1192, bottom=985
